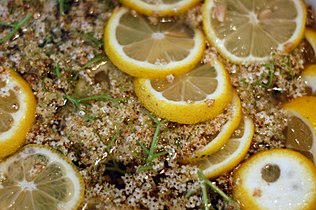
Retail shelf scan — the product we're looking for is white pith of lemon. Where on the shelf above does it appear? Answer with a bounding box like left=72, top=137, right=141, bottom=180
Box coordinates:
left=202, top=0, right=306, bottom=63
left=283, top=96, right=316, bottom=164
left=0, top=144, right=85, bottom=210
left=104, top=7, right=205, bottom=79
left=233, top=149, right=316, bottom=210
left=0, top=67, right=37, bottom=160
left=120, top=0, right=200, bottom=16
left=188, top=91, right=242, bottom=162
left=196, top=117, right=254, bottom=179
left=133, top=60, right=233, bottom=124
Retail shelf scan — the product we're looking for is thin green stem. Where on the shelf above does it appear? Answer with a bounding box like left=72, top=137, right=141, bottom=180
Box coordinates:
left=137, top=111, right=168, bottom=169
left=104, top=130, right=126, bottom=175
left=64, top=94, right=123, bottom=110
left=259, top=62, right=275, bottom=89
left=81, top=54, right=107, bottom=69
left=54, top=63, right=61, bottom=79
left=142, top=109, right=160, bottom=124
left=64, top=95, right=81, bottom=109
left=147, top=120, right=161, bottom=162
left=105, top=130, right=119, bottom=154
left=204, top=179, right=232, bottom=203
left=152, top=151, right=168, bottom=159
left=198, top=171, right=235, bottom=204
left=58, top=0, right=65, bottom=16
left=185, top=182, right=201, bottom=198
left=201, top=184, right=209, bottom=210
left=0, top=21, right=15, bottom=27
left=77, top=94, right=122, bottom=104
left=137, top=165, right=153, bottom=172
left=0, top=13, right=33, bottom=44
left=137, top=140, right=150, bottom=155
left=72, top=30, right=103, bottom=48
left=265, top=68, right=274, bottom=88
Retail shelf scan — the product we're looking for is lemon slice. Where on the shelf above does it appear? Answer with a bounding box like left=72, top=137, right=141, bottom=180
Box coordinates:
left=104, top=7, right=205, bottom=79
left=283, top=96, right=316, bottom=163
left=0, top=144, right=85, bottom=210
left=233, top=149, right=316, bottom=210
left=301, top=28, right=316, bottom=65
left=302, top=64, right=316, bottom=93
left=188, top=91, right=242, bottom=162
left=196, top=117, right=254, bottom=179
left=202, top=0, right=306, bottom=63
left=121, top=0, right=200, bottom=16
left=133, top=60, right=233, bottom=124
left=304, top=28, right=316, bottom=57
left=0, top=67, right=36, bottom=160
left=301, top=29, right=316, bottom=93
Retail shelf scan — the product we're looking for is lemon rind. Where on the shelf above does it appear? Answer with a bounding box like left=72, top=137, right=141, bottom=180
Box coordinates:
left=104, top=7, right=206, bottom=79
left=0, top=144, right=85, bottom=210
left=121, top=0, right=200, bottom=16
left=202, top=0, right=307, bottom=64
left=188, top=91, right=242, bottom=162
left=233, top=149, right=316, bottom=210
left=133, top=60, right=233, bottom=124
left=0, top=68, right=37, bottom=160
left=283, top=98, right=316, bottom=164
left=305, top=28, right=316, bottom=55
left=200, top=117, right=254, bottom=179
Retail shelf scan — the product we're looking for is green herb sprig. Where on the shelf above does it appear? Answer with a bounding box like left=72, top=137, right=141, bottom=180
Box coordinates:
left=64, top=94, right=123, bottom=110
left=54, top=63, right=61, bottom=79
left=105, top=130, right=126, bottom=174
left=57, top=0, right=72, bottom=16
left=72, top=30, right=103, bottom=49
left=186, top=171, right=239, bottom=210
left=0, top=13, right=33, bottom=44
left=81, top=54, right=107, bottom=70
left=137, top=110, right=168, bottom=172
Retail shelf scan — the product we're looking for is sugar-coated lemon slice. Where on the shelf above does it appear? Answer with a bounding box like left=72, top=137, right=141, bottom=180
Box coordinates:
left=233, top=149, right=316, bottom=210
left=104, top=7, right=205, bottom=79
left=0, top=144, right=85, bottom=210
left=134, top=60, right=233, bottom=124
left=202, top=0, right=306, bottom=63
left=0, top=67, right=36, bottom=159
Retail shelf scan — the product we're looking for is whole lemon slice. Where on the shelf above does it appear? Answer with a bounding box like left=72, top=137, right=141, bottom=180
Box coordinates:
left=121, top=0, right=200, bottom=16
left=104, top=7, right=205, bottom=79
left=134, top=60, right=233, bottom=124
left=0, top=144, right=85, bottom=210
left=283, top=96, right=316, bottom=164
left=0, top=67, right=36, bottom=159
left=202, top=0, right=306, bottom=63
left=233, top=149, right=316, bottom=210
